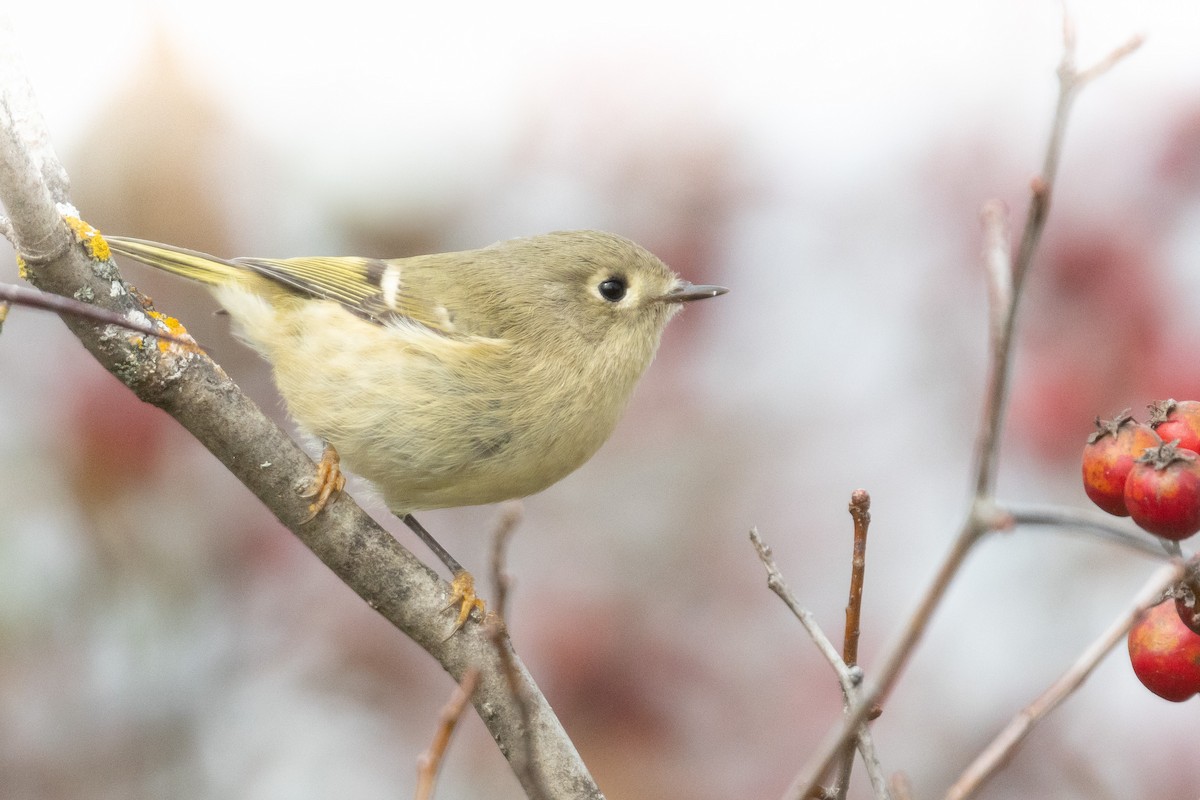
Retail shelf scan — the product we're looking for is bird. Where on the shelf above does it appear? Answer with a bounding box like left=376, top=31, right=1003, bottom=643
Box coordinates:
left=105, top=229, right=727, bottom=632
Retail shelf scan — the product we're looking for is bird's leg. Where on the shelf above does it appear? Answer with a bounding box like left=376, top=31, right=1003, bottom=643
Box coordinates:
left=402, top=513, right=486, bottom=636
left=301, top=441, right=346, bottom=521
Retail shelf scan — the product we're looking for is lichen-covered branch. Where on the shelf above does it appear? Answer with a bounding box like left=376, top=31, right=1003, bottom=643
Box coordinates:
left=0, top=22, right=601, bottom=800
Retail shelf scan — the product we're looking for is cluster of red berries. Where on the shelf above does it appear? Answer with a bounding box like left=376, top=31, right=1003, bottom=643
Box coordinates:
left=1081, top=400, right=1200, bottom=702
left=1082, top=401, right=1200, bottom=539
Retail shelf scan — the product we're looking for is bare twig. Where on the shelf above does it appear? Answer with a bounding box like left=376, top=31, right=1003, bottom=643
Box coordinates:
left=787, top=25, right=1144, bottom=799
left=0, top=281, right=193, bottom=346
left=415, top=669, right=481, bottom=800
left=985, top=30, right=1141, bottom=496
left=831, top=490, right=875, bottom=800
left=843, top=490, right=871, bottom=669
left=750, top=528, right=889, bottom=800
left=1071, top=31, right=1145, bottom=87
left=1005, top=504, right=1174, bottom=560
left=945, top=560, right=1184, bottom=800
left=785, top=510, right=991, bottom=800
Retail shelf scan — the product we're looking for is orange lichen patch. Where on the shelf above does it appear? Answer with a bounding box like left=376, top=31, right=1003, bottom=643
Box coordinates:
left=16, top=255, right=28, bottom=280
left=64, top=216, right=111, bottom=261
left=146, top=308, right=195, bottom=352
left=148, top=308, right=188, bottom=335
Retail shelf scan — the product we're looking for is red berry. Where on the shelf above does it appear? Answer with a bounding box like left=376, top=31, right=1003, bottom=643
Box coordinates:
left=1128, top=599, right=1200, bottom=702
left=1149, top=399, right=1200, bottom=454
left=1081, top=410, right=1161, bottom=516
left=1124, top=442, right=1200, bottom=540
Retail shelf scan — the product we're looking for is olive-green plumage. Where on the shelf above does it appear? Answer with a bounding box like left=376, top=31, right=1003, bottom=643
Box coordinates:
left=106, top=231, right=726, bottom=516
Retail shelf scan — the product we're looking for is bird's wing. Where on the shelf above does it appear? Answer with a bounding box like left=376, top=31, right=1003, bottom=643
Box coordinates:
left=104, top=236, right=461, bottom=337
left=231, top=255, right=456, bottom=331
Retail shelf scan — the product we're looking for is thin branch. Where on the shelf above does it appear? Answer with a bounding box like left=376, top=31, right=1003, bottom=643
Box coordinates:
left=0, top=22, right=601, bottom=800
left=843, top=489, right=871, bottom=668
left=749, top=529, right=889, bottom=800
left=983, top=30, right=1141, bottom=496
left=784, top=510, right=990, bottom=800
left=831, top=490, right=875, bottom=800
left=1073, top=34, right=1145, bottom=86
left=945, top=560, right=1184, bottom=800
left=1005, top=504, right=1174, bottom=560
left=415, top=669, right=481, bottom=800
left=0, top=281, right=192, bottom=346
left=787, top=24, right=1143, bottom=798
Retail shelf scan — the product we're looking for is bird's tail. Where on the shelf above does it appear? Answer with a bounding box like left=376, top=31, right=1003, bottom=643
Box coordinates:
left=106, top=236, right=247, bottom=287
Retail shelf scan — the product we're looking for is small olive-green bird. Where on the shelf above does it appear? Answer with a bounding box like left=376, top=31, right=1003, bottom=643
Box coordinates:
left=106, top=230, right=726, bottom=629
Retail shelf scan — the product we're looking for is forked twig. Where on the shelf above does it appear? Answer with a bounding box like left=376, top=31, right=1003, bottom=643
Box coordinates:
left=785, top=26, right=1144, bottom=800
left=751, top=527, right=889, bottom=799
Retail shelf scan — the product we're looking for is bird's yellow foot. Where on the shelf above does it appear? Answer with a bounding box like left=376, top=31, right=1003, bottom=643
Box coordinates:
left=301, top=442, right=346, bottom=521
left=444, top=570, right=487, bottom=638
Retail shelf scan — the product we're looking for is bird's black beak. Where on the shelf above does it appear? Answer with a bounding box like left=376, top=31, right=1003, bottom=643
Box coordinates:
left=657, top=281, right=729, bottom=303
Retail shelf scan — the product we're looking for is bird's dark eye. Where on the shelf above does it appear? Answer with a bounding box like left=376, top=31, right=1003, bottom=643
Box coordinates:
left=598, top=277, right=627, bottom=302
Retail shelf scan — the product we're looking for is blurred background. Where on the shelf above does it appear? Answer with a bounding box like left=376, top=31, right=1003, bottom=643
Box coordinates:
left=3, top=1, right=1200, bottom=798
